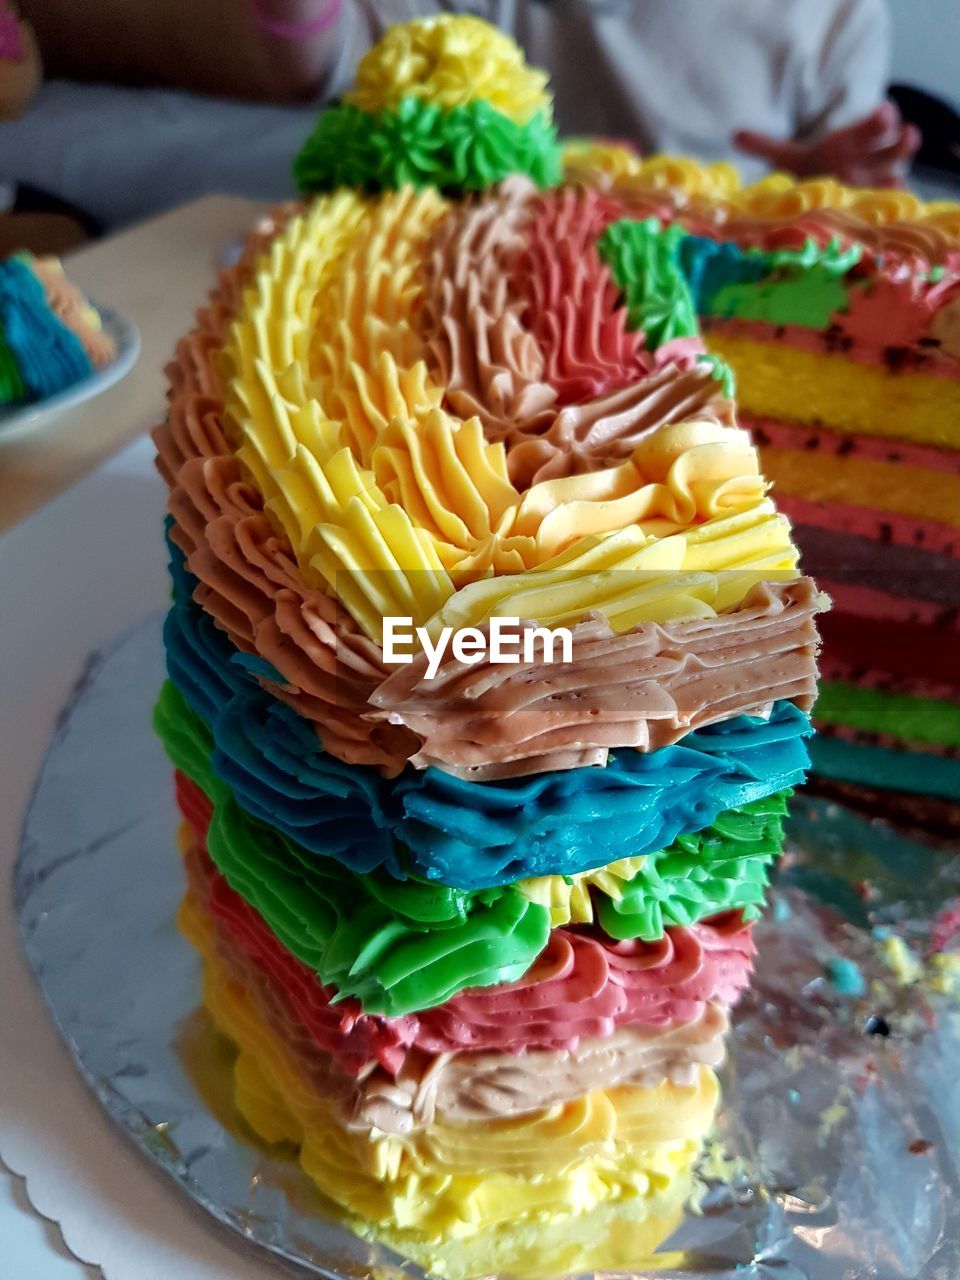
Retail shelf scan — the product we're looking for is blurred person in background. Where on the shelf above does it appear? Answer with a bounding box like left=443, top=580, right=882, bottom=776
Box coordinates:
left=0, top=1, right=97, bottom=253
left=1, top=0, right=920, bottom=233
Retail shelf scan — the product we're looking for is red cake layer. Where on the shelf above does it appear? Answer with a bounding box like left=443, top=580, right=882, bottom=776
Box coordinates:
left=820, top=656, right=960, bottom=706
left=817, top=609, right=960, bottom=692
left=781, top=495, right=960, bottom=560
left=750, top=417, right=960, bottom=474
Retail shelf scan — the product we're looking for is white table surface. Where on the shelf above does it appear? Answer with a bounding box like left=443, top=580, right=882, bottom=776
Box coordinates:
left=0, top=202, right=305, bottom=1276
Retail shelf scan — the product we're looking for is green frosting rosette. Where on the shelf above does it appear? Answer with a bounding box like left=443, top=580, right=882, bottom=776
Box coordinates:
left=294, top=14, right=562, bottom=196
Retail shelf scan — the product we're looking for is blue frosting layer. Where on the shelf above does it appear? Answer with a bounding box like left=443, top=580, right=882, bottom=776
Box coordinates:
left=162, top=535, right=814, bottom=890
left=0, top=258, right=92, bottom=400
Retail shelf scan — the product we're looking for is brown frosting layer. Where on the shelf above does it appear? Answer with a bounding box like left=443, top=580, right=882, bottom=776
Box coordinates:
left=153, top=207, right=417, bottom=774
left=352, top=1003, right=728, bottom=1131
left=420, top=177, right=559, bottom=442
left=370, top=578, right=821, bottom=779
left=506, top=363, right=736, bottom=486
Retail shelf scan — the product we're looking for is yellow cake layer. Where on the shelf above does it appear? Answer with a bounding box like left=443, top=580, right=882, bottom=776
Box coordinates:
left=706, top=334, right=960, bottom=449
left=372, top=1183, right=694, bottom=1280
left=183, top=891, right=716, bottom=1271
left=760, top=447, right=960, bottom=528
left=233, top=1036, right=700, bottom=1278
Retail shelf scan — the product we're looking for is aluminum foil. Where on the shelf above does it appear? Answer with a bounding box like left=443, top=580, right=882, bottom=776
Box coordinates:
left=14, top=615, right=960, bottom=1280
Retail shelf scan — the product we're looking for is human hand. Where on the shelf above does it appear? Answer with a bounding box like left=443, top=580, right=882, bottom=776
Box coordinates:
left=734, top=102, right=921, bottom=188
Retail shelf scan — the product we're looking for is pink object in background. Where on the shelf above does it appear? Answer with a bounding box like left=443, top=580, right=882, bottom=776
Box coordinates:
left=0, top=4, right=24, bottom=62
left=251, top=0, right=343, bottom=41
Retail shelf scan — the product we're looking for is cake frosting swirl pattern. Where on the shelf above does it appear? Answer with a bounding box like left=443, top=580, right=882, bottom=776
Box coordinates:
left=151, top=16, right=827, bottom=1275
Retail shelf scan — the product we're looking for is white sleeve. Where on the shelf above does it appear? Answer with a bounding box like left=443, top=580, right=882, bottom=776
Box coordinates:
left=796, top=0, right=891, bottom=138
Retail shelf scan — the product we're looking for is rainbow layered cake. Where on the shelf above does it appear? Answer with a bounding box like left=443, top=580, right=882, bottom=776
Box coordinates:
left=153, top=17, right=823, bottom=1276
left=565, top=146, right=960, bottom=842
left=0, top=252, right=116, bottom=405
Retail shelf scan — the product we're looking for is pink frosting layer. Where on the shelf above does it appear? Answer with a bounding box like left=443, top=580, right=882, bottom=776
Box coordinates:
left=513, top=185, right=646, bottom=405
left=820, top=579, right=960, bottom=628
left=413, top=915, right=755, bottom=1056
left=184, top=829, right=755, bottom=1078
left=836, top=262, right=959, bottom=354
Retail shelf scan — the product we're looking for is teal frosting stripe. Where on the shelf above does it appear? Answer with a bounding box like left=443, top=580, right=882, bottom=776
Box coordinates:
left=294, top=97, right=562, bottom=196
left=809, top=736, right=960, bottom=801
left=681, top=231, right=861, bottom=327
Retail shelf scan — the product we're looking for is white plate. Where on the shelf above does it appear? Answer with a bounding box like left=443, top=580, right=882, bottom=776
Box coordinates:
left=0, top=306, right=140, bottom=442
